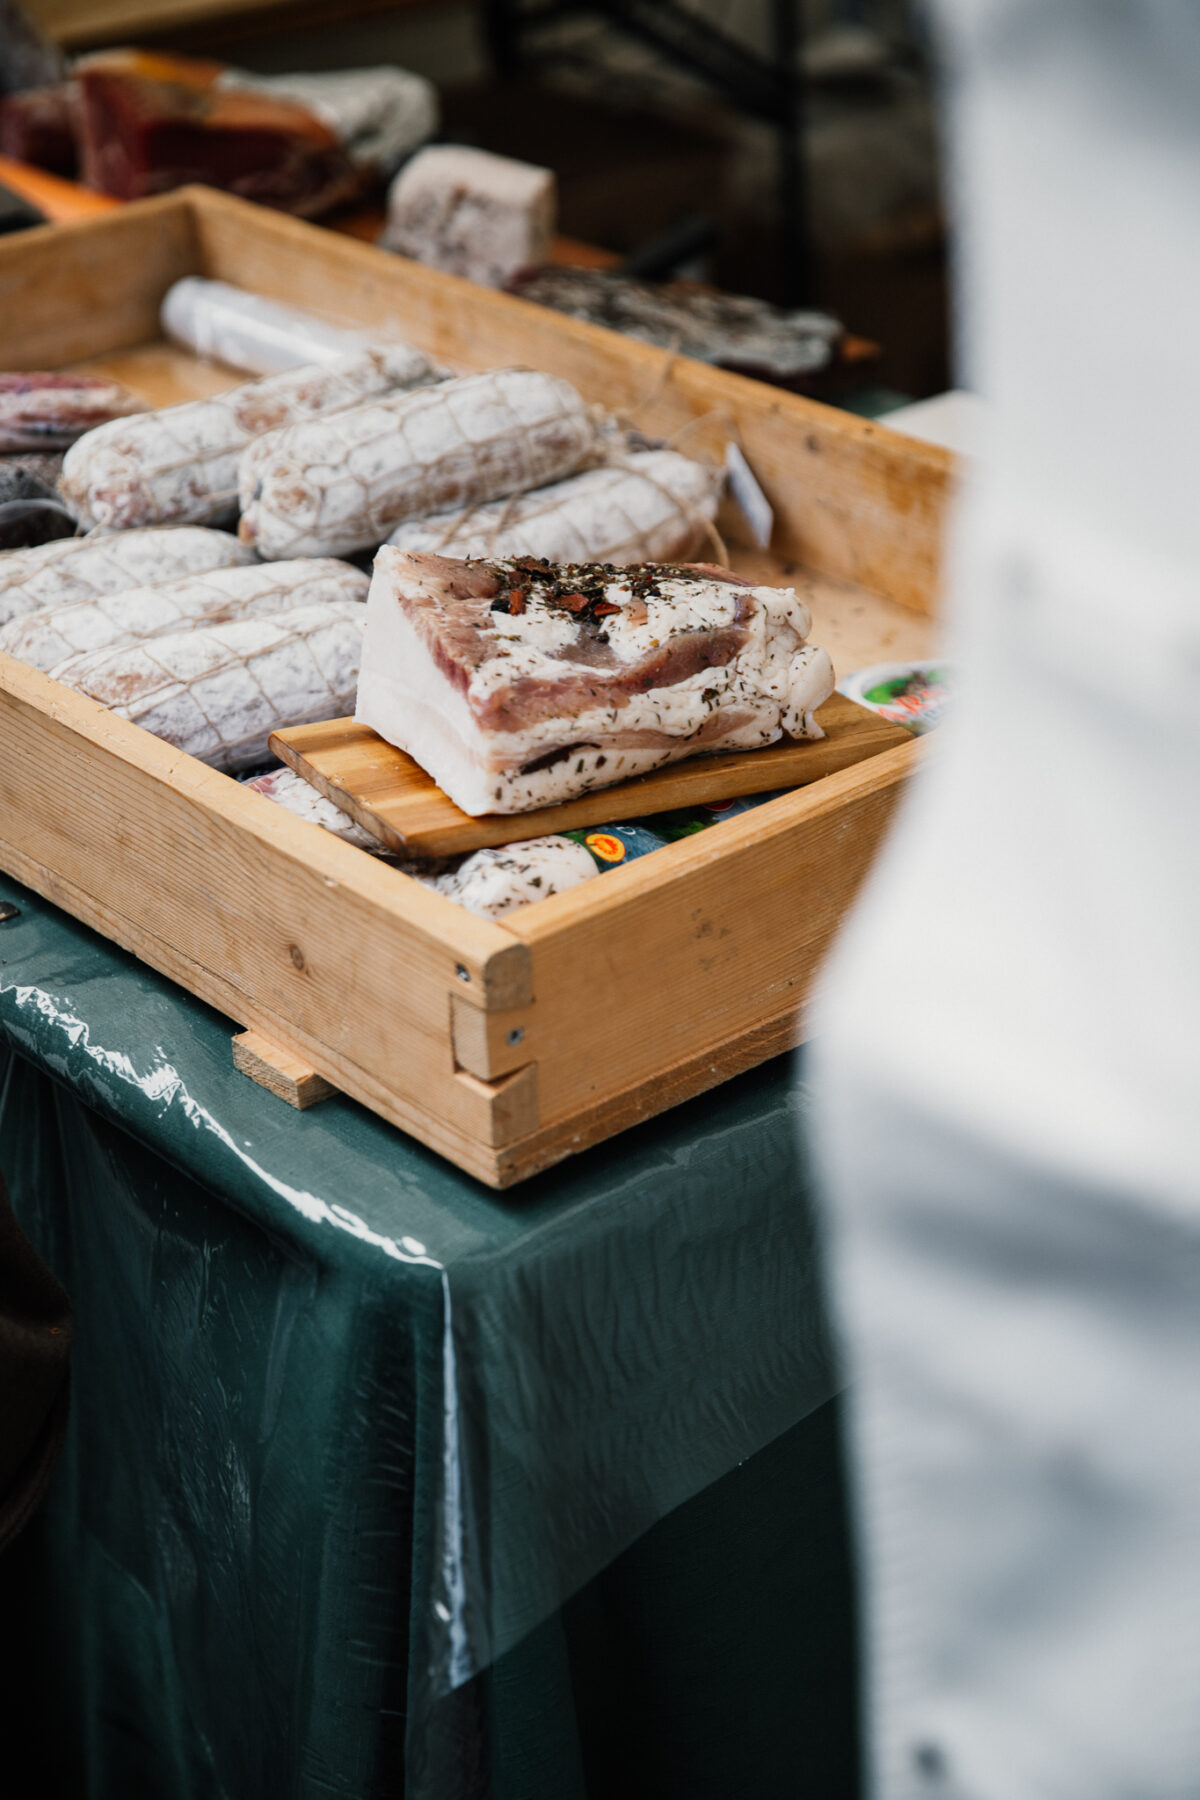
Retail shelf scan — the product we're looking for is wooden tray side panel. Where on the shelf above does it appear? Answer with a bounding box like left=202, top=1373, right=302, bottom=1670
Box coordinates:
left=0, top=197, right=198, bottom=369
left=0, top=657, right=536, bottom=1157
left=493, top=1004, right=811, bottom=1186
left=502, top=740, right=920, bottom=1126
left=186, top=190, right=952, bottom=617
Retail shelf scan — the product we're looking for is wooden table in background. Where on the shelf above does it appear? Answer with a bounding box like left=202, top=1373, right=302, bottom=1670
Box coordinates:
left=23, top=0, right=459, bottom=54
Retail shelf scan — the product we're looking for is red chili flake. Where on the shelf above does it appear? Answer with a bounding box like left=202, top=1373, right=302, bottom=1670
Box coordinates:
left=558, top=592, right=591, bottom=613
left=505, top=588, right=527, bottom=615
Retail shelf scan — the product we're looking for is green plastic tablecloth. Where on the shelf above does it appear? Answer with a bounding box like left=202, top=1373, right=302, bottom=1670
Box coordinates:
left=0, top=874, right=857, bottom=1799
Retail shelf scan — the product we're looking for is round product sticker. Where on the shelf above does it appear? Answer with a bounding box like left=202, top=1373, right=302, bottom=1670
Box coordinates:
left=585, top=832, right=626, bottom=863
left=838, top=659, right=951, bottom=735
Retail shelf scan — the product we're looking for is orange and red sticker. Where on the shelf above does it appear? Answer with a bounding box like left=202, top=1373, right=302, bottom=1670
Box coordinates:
left=584, top=832, right=626, bottom=863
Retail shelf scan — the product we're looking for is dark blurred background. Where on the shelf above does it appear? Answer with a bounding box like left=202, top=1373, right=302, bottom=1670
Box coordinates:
left=23, top=0, right=948, bottom=399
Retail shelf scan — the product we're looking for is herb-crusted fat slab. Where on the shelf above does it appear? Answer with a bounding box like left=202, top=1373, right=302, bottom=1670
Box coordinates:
left=356, top=550, right=836, bottom=814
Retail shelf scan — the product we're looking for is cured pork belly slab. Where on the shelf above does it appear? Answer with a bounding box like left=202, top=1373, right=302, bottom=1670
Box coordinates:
left=381, top=144, right=555, bottom=288
left=357, top=550, right=836, bottom=814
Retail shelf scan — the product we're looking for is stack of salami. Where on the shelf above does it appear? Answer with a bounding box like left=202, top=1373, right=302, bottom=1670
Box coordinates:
left=0, top=282, right=835, bottom=918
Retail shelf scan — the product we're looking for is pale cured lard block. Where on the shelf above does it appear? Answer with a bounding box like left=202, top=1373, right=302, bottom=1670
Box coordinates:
left=0, top=558, right=367, bottom=673
left=381, top=144, right=555, bottom=288
left=237, top=367, right=598, bottom=560
left=419, top=837, right=598, bottom=917
left=386, top=450, right=723, bottom=565
left=0, top=526, right=254, bottom=629
left=59, top=346, right=435, bottom=532
left=56, top=601, right=365, bottom=772
left=356, top=550, right=836, bottom=814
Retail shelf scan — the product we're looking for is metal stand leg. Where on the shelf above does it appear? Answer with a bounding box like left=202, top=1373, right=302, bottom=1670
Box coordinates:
left=773, top=0, right=812, bottom=305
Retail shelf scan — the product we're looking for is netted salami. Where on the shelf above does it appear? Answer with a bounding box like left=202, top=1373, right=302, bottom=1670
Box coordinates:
left=0, top=526, right=254, bottom=630
left=237, top=367, right=598, bottom=559
left=59, top=346, right=436, bottom=532
left=56, top=601, right=365, bottom=771
left=387, top=450, right=723, bottom=565
left=1, top=557, right=366, bottom=673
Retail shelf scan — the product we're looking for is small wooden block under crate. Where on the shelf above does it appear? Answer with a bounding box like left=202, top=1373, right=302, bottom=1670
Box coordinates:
left=269, top=693, right=913, bottom=858
left=232, top=1028, right=338, bottom=1110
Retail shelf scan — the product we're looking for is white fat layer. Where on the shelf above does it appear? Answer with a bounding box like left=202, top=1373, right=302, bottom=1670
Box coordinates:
left=359, top=553, right=836, bottom=815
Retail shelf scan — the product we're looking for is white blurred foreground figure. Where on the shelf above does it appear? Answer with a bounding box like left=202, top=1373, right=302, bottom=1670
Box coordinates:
left=814, top=4, right=1200, bottom=1796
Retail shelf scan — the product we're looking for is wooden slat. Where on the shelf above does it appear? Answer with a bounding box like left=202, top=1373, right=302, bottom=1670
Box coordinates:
left=185, top=189, right=953, bottom=616
left=502, top=739, right=923, bottom=1127
left=0, top=654, right=535, bottom=1147
left=269, top=692, right=912, bottom=857
left=232, top=1027, right=338, bottom=1108
left=68, top=338, right=241, bottom=406
left=491, top=1002, right=814, bottom=1187
left=25, top=0, right=446, bottom=51
left=0, top=194, right=198, bottom=369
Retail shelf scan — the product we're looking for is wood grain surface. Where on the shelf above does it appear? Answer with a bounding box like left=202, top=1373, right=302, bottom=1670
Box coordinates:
left=0, top=190, right=949, bottom=1182
left=504, top=737, right=921, bottom=1128
left=232, top=1027, right=337, bottom=1108
left=269, top=692, right=912, bottom=857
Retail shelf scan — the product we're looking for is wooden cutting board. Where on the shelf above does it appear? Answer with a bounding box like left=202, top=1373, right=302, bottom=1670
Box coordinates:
left=268, top=692, right=912, bottom=858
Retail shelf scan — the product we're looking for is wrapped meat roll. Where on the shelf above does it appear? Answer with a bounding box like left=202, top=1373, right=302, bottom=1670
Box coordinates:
left=237, top=367, right=599, bottom=560
left=245, top=765, right=383, bottom=850
left=56, top=601, right=365, bottom=772
left=357, top=551, right=836, bottom=814
left=418, top=836, right=598, bottom=918
left=162, top=277, right=387, bottom=375
left=1, top=557, right=366, bottom=673
left=59, top=345, right=436, bottom=532
left=0, top=372, right=145, bottom=453
left=386, top=450, right=723, bottom=565
left=0, top=526, right=254, bottom=630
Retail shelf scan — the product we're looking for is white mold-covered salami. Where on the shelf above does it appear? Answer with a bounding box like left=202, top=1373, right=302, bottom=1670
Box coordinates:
left=59, top=346, right=437, bottom=533
left=237, top=367, right=599, bottom=560
left=419, top=836, right=598, bottom=918
left=0, top=526, right=254, bottom=630
left=2, top=558, right=367, bottom=673
left=245, top=765, right=383, bottom=850
left=387, top=450, right=724, bottom=565
left=55, top=601, right=366, bottom=772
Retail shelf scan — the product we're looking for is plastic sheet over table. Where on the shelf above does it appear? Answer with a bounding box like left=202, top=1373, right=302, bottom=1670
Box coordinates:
left=0, top=873, right=838, bottom=1799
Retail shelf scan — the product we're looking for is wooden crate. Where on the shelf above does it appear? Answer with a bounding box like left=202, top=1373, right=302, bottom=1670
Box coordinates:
left=0, top=188, right=951, bottom=1185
